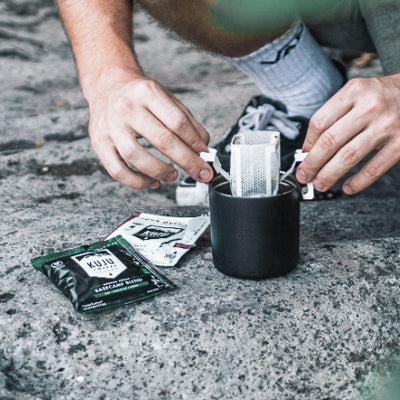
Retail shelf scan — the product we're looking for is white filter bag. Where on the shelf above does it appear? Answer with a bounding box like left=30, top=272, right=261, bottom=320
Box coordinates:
left=230, top=130, right=281, bottom=198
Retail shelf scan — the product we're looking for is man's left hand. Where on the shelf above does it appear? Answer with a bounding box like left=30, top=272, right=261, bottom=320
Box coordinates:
left=296, top=75, right=400, bottom=194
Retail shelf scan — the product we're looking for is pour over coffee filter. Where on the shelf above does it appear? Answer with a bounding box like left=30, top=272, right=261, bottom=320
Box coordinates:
left=198, top=132, right=314, bottom=202
left=230, top=130, right=281, bottom=198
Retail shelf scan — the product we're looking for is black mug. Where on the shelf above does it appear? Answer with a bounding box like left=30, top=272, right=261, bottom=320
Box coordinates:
left=209, top=174, right=300, bottom=280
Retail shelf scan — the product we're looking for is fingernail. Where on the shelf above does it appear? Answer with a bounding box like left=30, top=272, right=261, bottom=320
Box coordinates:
left=296, top=168, right=307, bottom=183
left=166, top=171, right=177, bottom=183
left=313, top=178, right=325, bottom=192
left=149, top=181, right=160, bottom=190
left=199, top=168, right=212, bottom=182
left=343, top=184, right=353, bottom=194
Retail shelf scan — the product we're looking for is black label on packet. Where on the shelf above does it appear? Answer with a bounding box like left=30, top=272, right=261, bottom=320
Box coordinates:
left=134, top=225, right=183, bottom=241
left=30, top=236, right=176, bottom=312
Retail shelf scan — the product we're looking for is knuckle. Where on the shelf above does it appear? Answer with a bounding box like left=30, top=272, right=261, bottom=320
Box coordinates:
left=131, top=178, right=149, bottom=190
left=340, top=145, right=358, bottom=166
left=366, top=94, right=385, bottom=113
left=194, top=125, right=210, bottom=146
left=392, top=137, right=400, bottom=154
left=186, top=132, right=206, bottom=151
left=363, top=162, right=383, bottom=180
left=303, top=136, right=315, bottom=150
left=107, top=162, right=125, bottom=181
left=90, top=134, right=101, bottom=151
left=168, top=113, right=188, bottom=132
left=319, top=131, right=337, bottom=150
left=309, top=113, right=326, bottom=133
left=382, top=113, right=399, bottom=131
left=113, top=95, right=133, bottom=115
left=154, top=168, right=168, bottom=180
left=119, top=145, right=139, bottom=163
left=346, top=78, right=366, bottom=95
left=139, top=79, right=159, bottom=95
left=191, top=137, right=206, bottom=151
left=157, top=130, right=173, bottom=151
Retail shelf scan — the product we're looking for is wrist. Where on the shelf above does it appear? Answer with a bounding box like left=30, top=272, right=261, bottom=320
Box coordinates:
left=81, top=64, right=144, bottom=104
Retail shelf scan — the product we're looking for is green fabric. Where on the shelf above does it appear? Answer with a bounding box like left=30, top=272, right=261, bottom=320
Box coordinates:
left=211, top=0, right=354, bottom=34
left=359, top=0, right=400, bottom=74
left=211, top=0, right=400, bottom=75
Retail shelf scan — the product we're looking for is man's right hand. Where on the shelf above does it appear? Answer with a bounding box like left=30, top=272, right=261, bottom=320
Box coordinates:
left=88, top=71, right=213, bottom=190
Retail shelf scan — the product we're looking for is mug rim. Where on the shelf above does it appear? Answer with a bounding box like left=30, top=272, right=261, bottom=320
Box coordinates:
left=210, top=172, right=298, bottom=199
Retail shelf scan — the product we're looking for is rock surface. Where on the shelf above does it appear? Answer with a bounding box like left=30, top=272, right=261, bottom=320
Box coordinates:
left=1, top=1, right=400, bottom=399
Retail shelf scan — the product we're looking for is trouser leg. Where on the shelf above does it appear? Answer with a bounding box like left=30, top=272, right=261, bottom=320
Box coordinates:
left=305, top=0, right=400, bottom=75
left=138, top=0, right=400, bottom=75
left=359, top=0, right=400, bottom=74
left=306, top=0, right=376, bottom=53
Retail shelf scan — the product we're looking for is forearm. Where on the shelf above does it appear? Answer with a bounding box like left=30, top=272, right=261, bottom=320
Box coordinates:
left=56, top=0, right=142, bottom=102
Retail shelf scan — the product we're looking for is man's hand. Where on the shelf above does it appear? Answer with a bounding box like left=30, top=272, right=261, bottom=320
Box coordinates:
left=296, top=75, right=400, bottom=194
left=88, top=72, right=213, bottom=190
left=55, top=0, right=213, bottom=190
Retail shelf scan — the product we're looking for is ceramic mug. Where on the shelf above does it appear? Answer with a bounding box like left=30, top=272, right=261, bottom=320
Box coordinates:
left=209, top=174, right=300, bottom=280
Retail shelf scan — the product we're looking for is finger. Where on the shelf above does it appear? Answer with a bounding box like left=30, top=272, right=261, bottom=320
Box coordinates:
left=311, top=128, right=379, bottom=191
left=304, top=81, right=357, bottom=152
left=113, top=130, right=178, bottom=183
left=190, top=117, right=210, bottom=145
left=129, top=109, right=213, bottom=183
left=296, top=107, right=368, bottom=184
left=174, top=99, right=210, bottom=145
left=94, top=140, right=159, bottom=190
left=342, top=142, right=400, bottom=194
left=145, top=91, right=209, bottom=154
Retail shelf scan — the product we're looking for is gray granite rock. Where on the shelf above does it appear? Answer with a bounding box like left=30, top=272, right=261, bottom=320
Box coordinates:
left=1, top=2, right=400, bottom=399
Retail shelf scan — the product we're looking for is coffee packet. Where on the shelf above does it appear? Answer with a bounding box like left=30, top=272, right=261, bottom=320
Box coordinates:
left=30, top=235, right=176, bottom=312
left=105, top=212, right=210, bottom=267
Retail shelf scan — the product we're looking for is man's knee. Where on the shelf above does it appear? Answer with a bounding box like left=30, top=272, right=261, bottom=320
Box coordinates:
left=136, top=0, right=283, bottom=57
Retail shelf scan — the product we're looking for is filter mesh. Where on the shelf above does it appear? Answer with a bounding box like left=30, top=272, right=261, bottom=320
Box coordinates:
left=230, top=130, right=280, bottom=198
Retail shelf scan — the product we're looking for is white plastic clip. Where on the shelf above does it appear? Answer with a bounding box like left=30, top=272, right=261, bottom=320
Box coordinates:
left=294, top=149, right=307, bottom=163
left=199, top=148, right=217, bottom=163
left=280, top=149, right=314, bottom=200
left=301, top=182, right=314, bottom=200
left=200, top=148, right=230, bottom=182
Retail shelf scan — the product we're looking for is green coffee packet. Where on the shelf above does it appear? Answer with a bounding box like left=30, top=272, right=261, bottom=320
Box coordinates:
left=30, top=235, right=177, bottom=312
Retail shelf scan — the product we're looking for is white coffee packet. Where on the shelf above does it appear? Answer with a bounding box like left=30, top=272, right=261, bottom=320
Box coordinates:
left=105, top=212, right=210, bottom=267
